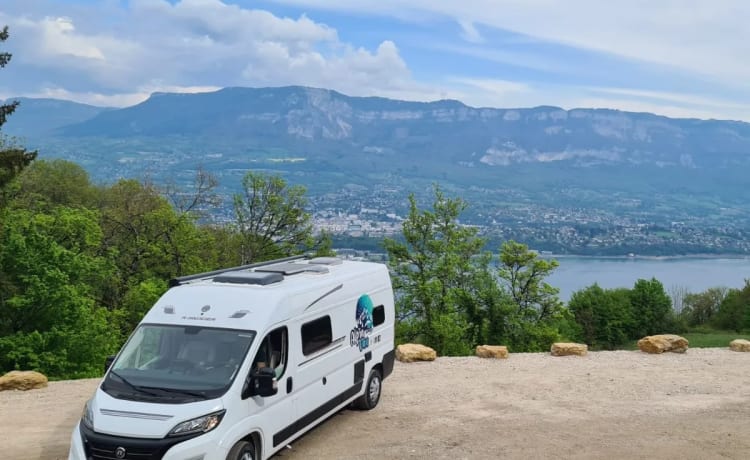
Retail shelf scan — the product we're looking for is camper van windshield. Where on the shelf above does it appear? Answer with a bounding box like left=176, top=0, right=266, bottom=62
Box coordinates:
left=102, top=324, right=255, bottom=403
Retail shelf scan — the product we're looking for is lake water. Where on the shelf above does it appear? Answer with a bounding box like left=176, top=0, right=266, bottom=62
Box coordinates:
left=544, top=256, right=750, bottom=302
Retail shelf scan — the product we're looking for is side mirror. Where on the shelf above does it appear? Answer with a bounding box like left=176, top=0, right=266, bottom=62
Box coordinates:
left=104, top=355, right=116, bottom=374
left=242, top=367, right=278, bottom=398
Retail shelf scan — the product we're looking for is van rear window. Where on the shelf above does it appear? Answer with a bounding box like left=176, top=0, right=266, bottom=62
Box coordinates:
left=301, top=316, right=333, bottom=355
left=373, top=305, right=385, bottom=327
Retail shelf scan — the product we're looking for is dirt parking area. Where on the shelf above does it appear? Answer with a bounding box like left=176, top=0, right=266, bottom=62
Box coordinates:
left=3, top=348, right=750, bottom=460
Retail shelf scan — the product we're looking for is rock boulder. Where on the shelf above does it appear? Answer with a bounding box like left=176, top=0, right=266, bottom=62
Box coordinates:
left=550, top=342, right=588, bottom=356
left=637, top=334, right=689, bottom=354
left=475, top=345, right=509, bottom=359
left=729, top=339, right=750, bottom=352
left=395, top=344, right=437, bottom=363
left=0, top=371, right=48, bottom=391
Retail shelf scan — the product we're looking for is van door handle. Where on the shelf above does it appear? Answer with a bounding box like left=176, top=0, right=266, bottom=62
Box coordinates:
left=286, top=377, right=293, bottom=394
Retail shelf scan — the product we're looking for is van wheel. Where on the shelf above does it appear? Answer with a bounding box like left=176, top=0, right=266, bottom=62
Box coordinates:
left=228, top=440, right=255, bottom=460
left=354, top=368, right=382, bottom=410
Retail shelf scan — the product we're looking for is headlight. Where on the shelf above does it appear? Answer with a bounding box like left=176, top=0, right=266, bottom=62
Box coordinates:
left=81, top=400, right=94, bottom=429
left=168, top=410, right=225, bottom=437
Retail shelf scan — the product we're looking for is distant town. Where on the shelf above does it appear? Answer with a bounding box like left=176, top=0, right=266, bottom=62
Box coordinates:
left=302, top=184, right=750, bottom=257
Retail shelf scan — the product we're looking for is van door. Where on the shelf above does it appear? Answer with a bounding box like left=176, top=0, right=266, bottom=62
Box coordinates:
left=290, top=312, right=360, bottom=439
left=242, top=325, right=295, bottom=454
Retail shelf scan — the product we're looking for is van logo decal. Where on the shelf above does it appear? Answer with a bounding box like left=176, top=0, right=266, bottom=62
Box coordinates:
left=115, top=447, right=126, bottom=459
left=350, top=294, right=374, bottom=351
left=201, top=305, right=211, bottom=313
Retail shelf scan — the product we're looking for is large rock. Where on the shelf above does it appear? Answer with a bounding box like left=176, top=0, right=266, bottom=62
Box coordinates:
left=729, top=339, right=750, bottom=352
left=637, top=334, right=689, bottom=354
left=395, top=344, right=437, bottom=363
left=550, top=342, right=588, bottom=356
left=475, top=345, right=509, bottom=359
left=0, top=371, right=48, bottom=391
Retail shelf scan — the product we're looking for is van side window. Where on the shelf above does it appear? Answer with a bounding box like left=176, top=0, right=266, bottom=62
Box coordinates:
left=252, top=327, right=288, bottom=380
left=301, top=316, right=332, bottom=355
left=373, top=305, right=385, bottom=327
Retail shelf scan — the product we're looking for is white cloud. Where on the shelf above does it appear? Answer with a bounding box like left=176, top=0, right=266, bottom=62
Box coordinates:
left=0, top=0, right=432, bottom=105
left=242, top=40, right=429, bottom=99
left=29, top=16, right=105, bottom=60
left=6, top=84, right=224, bottom=107
left=272, top=0, right=750, bottom=87
left=458, top=20, right=483, bottom=44
left=453, top=78, right=750, bottom=121
left=585, top=87, right=750, bottom=113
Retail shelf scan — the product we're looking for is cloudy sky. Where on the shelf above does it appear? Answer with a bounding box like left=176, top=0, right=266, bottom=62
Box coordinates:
left=1, top=0, right=749, bottom=120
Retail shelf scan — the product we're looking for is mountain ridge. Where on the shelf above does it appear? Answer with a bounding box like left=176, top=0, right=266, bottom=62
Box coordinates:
left=3, top=85, right=750, bottom=183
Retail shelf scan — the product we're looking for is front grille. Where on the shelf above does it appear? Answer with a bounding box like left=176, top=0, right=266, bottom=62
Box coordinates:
left=87, top=441, right=158, bottom=459
left=79, top=423, right=200, bottom=460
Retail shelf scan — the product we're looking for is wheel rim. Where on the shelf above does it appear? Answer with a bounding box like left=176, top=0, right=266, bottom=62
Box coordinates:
left=369, top=375, right=381, bottom=403
left=240, top=452, right=253, bottom=460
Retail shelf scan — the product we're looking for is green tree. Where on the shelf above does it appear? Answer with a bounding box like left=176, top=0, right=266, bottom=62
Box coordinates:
left=497, top=241, right=563, bottom=323
left=112, top=278, right=168, bottom=340
left=496, top=241, right=566, bottom=351
left=0, top=26, right=37, bottom=201
left=199, top=224, right=243, bottom=268
left=681, top=287, right=728, bottom=327
left=312, top=230, right=336, bottom=258
left=0, top=207, right=118, bottom=378
left=163, top=166, right=221, bottom=219
left=383, top=187, right=486, bottom=355
left=12, top=159, right=98, bottom=211
left=629, top=278, right=673, bottom=337
left=98, top=179, right=210, bottom=335
left=233, top=172, right=313, bottom=263
left=712, top=281, right=750, bottom=332
left=461, top=260, right=515, bottom=348
left=568, top=284, right=633, bottom=349
left=0, top=26, right=18, bottom=127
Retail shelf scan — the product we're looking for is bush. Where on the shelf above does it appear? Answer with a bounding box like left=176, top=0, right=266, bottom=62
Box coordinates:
left=568, top=285, right=633, bottom=350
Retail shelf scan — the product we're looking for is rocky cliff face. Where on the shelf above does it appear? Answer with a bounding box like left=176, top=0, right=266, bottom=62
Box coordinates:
left=7, top=86, right=750, bottom=170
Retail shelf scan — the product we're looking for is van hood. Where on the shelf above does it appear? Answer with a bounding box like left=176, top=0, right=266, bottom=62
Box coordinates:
left=89, top=387, right=224, bottom=438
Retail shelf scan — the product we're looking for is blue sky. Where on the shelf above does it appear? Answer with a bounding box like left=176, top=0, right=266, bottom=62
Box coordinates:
left=1, top=0, right=748, bottom=120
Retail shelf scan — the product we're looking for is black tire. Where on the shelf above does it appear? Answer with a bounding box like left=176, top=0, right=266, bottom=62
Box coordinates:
left=353, top=368, right=382, bottom=410
left=227, top=440, right=256, bottom=460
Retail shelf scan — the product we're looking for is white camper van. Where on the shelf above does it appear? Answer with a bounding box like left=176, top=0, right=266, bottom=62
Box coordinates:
left=68, top=256, right=395, bottom=460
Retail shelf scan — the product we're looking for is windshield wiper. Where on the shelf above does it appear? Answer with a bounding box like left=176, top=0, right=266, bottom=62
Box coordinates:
left=108, top=370, right=161, bottom=397
left=138, top=386, right=208, bottom=400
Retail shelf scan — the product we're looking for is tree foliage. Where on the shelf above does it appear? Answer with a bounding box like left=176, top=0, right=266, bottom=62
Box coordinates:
left=0, top=207, right=118, bottom=377
left=712, top=281, right=750, bottom=332
left=383, top=188, right=485, bottom=354
left=497, top=241, right=563, bottom=323
left=681, top=287, right=727, bottom=327
left=97, top=179, right=214, bottom=336
left=0, top=27, right=36, bottom=198
left=12, top=159, right=98, bottom=211
left=384, top=188, right=568, bottom=354
left=493, top=241, right=566, bottom=351
left=629, top=278, right=673, bottom=336
left=233, top=171, right=313, bottom=263
left=0, top=26, right=17, bottom=126
left=568, top=285, right=632, bottom=349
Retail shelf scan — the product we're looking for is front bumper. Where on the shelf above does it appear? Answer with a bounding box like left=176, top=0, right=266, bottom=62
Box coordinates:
left=68, top=421, right=231, bottom=460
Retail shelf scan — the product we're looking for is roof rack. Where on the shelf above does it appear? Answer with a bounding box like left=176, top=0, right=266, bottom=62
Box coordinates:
left=168, top=255, right=307, bottom=287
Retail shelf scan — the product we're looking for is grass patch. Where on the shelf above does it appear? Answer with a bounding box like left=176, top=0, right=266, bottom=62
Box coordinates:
left=619, top=329, right=750, bottom=350
left=681, top=331, right=750, bottom=348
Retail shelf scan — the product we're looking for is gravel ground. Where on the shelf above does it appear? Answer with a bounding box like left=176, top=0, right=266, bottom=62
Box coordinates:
left=3, top=348, right=750, bottom=460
